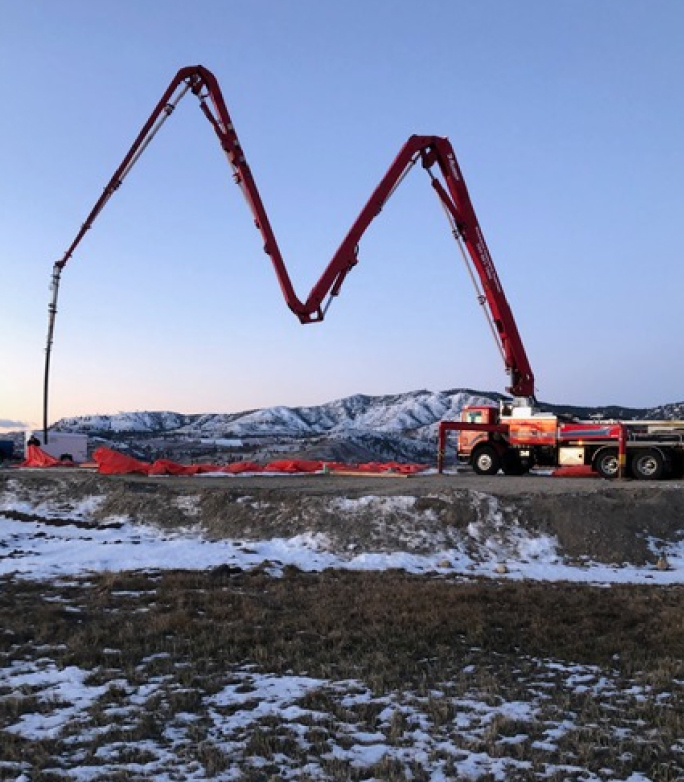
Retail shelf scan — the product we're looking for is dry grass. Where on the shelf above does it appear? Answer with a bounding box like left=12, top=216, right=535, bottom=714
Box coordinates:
left=2, top=569, right=684, bottom=780
left=7, top=569, right=682, bottom=675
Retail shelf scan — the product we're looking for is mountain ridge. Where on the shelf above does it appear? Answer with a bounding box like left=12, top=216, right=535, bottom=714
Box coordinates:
left=53, top=389, right=684, bottom=439
left=53, top=389, right=505, bottom=439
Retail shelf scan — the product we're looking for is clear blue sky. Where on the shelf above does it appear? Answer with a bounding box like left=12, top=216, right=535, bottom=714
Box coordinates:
left=1, top=0, right=683, bottom=430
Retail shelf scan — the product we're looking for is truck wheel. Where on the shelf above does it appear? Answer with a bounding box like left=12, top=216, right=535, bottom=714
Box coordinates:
left=631, top=448, right=665, bottom=480
left=472, top=445, right=501, bottom=476
left=594, top=447, right=619, bottom=479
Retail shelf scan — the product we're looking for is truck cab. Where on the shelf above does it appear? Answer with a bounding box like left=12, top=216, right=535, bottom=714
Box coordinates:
left=457, top=406, right=500, bottom=463
left=455, top=403, right=559, bottom=475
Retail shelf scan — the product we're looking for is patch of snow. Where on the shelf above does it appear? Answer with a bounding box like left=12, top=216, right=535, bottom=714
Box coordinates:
left=171, top=495, right=201, bottom=516
left=2, top=661, right=110, bottom=739
left=330, top=495, right=417, bottom=513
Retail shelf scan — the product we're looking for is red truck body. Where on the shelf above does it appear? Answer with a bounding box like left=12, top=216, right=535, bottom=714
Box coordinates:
left=439, top=404, right=684, bottom=480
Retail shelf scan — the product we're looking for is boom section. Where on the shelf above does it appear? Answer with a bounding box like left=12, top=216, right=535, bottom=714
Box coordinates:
left=47, top=65, right=535, bottom=427
left=428, top=138, right=534, bottom=398
left=198, top=69, right=534, bottom=395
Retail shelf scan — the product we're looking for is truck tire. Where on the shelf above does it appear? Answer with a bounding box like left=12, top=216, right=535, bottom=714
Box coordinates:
left=593, top=447, right=619, bottom=479
left=631, top=448, right=665, bottom=481
left=472, top=444, right=501, bottom=476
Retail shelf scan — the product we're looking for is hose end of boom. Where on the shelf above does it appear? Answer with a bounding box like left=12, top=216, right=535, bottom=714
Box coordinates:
left=43, top=263, right=64, bottom=443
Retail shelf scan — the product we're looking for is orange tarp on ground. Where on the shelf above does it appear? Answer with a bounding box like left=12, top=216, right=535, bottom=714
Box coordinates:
left=21, top=446, right=427, bottom=477
left=148, top=459, right=202, bottom=476
left=222, top=461, right=263, bottom=474
left=93, top=447, right=150, bottom=475
left=262, top=459, right=324, bottom=473
left=21, top=445, right=65, bottom=467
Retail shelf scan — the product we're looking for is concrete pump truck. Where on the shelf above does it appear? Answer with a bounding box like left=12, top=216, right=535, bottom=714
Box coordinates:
left=42, top=66, right=684, bottom=479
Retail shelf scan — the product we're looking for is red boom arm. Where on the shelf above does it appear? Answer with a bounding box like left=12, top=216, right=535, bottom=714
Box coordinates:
left=44, top=65, right=534, bottom=434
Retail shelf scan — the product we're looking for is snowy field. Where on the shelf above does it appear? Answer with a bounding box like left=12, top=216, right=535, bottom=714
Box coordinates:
left=1, top=485, right=684, bottom=585
left=1, top=482, right=683, bottom=781
left=4, top=649, right=676, bottom=782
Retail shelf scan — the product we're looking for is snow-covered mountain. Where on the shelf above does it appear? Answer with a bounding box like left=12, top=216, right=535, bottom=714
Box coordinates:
left=52, top=389, right=506, bottom=463
left=54, top=389, right=505, bottom=441
left=54, top=411, right=194, bottom=434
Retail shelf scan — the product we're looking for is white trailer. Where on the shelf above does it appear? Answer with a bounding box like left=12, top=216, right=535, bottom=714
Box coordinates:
left=26, top=432, right=88, bottom=463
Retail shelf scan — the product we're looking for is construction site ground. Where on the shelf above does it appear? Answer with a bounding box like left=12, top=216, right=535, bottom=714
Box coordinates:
left=3, top=468, right=684, bottom=568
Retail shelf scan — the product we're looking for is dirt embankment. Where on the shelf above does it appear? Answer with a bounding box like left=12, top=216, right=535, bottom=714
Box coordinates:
left=2, top=469, right=684, bottom=566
